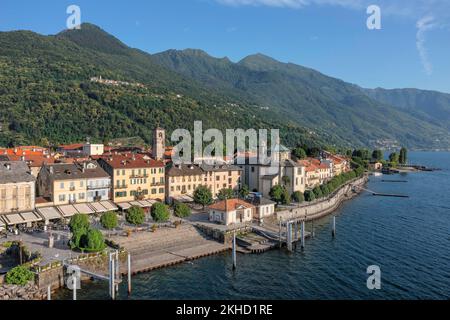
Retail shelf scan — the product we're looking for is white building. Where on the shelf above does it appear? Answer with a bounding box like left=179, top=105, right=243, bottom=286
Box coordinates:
left=208, top=199, right=254, bottom=226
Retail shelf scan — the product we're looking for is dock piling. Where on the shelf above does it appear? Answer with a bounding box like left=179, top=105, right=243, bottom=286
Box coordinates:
left=232, top=231, right=237, bottom=270
left=47, top=285, right=51, bottom=301
left=279, top=220, right=282, bottom=248
left=301, top=221, right=305, bottom=249
left=332, top=216, right=336, bottom=238
left=72, top=275, right=77, bottom=301
left=127, top=253, right=132, bottom=295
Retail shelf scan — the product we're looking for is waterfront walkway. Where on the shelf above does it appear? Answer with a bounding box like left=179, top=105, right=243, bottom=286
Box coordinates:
left=111, top=224, right=229, bottom=275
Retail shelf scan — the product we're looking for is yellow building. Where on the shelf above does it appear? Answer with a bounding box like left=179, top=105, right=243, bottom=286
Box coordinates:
left=99, top=154, right=165, bottom=203
left=37, top=161, right=111, bottom=206
left=200, top=164, right=242, bottom=198
left=0, top=162, right=35, bottom=216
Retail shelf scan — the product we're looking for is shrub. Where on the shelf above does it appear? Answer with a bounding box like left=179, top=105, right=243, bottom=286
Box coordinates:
left=151, top=203, right=170, bottom=222
left=292, top=191, right=304, bottom=203
left=100, top=212, right=118, bottom=230
left=5, top=266, right=34, bottom=286
left=217, top=188, right=235, bottom=200
left=269, top=185, right=284, bottom=204
left=313, top=187, right=323, bottom=199
left=126, top=206, right=146, bottom=226
left=304, top=190, right=316, bottom=202
left=174, top=203, right=191, bottom=218
left=281, top=188, right=291, bottom=205
left=81, top=229, right=106, bottom=252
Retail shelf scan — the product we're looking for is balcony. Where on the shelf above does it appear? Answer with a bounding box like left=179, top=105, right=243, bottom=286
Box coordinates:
left=70, top=186, right=76, bottom=191
left=115, top=185, right=128, bottom=190
left=130, top=174, right=149, bottom=179
left=151, top=182, right=165, bottom=187
left=87, top=185, right=111, bottom=190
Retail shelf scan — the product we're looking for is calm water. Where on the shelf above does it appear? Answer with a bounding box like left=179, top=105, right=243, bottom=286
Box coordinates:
left=56, top=152, right=450, bottom=300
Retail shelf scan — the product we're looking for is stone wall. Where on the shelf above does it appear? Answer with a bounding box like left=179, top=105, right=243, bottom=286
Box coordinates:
left=277, top=176, right=368, bottom=222
left=0, top=283, right=48, bottom=300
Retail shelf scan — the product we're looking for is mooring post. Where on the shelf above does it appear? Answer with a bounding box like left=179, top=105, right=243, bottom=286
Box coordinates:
left=232, top=231, right=237, bottom=270
left=311, top=220, right=315, bottom=238
left=332, top=216, right=336, bottom=238
left=301, top=221, right=305, bottom=249
left=111, top=256, right=116, bottom=300
left=47, top=285, right=51, bottom=301
left=279, top=220, right=282, bottom=248
left=115, top=250, right=120, bottom=294
left=287, top=222, right=293, bottom=252
left=72, top=275, right=77, bottom=301
left=127, top=253, right=132, bottom=295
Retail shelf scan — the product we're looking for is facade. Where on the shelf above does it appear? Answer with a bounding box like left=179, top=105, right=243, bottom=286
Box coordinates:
left=166, top=164, right=204, bottom=203
left=208, top=199, right=254, bottom=226
left=165, top=163, right=243, bottom=203
left=83, top=143, right=104, bottom=156
left=98, top=154, right=165, bottom=203
left=246, top=195, right=276, bottom=222
left=37, top=161, right=110, bottom=206
left=200, top=164, right=243, bottom=198
left=0, top=162, right=36, bottom=215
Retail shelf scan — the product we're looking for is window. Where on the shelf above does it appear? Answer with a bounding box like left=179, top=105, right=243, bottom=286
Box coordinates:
left=59, top=194, right=65, bottom=202
left=116, top=170, right=120, bottom=176
left=159, top=188, right=164, bottom=194
left=60, top=182, right=65, bottom=189
left=251, top=167, right=255, bottom=173
left=79, top=193, right=85, bottom=200
left=151, top=189, right=157, bottom=195
left=80, top=181, right=84, bottom=188
left=216, top=176, right=220, bottom=181
left=171, top=187, right=174, bottom=192
left=122, top=170, right=125, bottom=175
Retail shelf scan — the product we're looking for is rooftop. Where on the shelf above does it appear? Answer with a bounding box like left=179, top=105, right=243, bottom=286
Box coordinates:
left=44, top=161, right=110, bottom=181
left=99, top=153, right=164, bottom=169
left=0, top=161, right=35, bottom=184
left=208, top=199, right=255, bottom=213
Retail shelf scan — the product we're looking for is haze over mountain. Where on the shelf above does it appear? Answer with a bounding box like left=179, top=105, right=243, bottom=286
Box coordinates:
left=1, top=23, right=449, bottom=150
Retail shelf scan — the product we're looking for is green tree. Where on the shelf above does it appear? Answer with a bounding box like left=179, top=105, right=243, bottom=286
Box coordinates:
left=151, top=203, right=170, bottom=222
left=293, top=147, right=307, bottom=159
left=282, top=176, right=291, bottom=186
left=100, top=212, right=118, bottom=230
left=313, top=187, right=323, bottom=199
left=239, top=184, right=250, bottom=199
left=69, top=214, right=90, bottom=234
left=321, top=184, right=331, bottom=197
left=174, top=202, right=191, bottom=218
left=292, top=191, right=304, bottom=203
left=389, top=152, right=399, bottom=166
left=281, top=188, right=291, bottom=205
left=304, top=190, right=316, bottom=202
left=399, top=147, right=408, bottom=164
left=217, top=188, right=235, bottom=201
left=372, top=149, right=384, bottom=161
left=5, top=266, right=34, bottom=286
left=81, top=229, right=106, bottom=252
left=269, top=185, right=285, bottom=204
left=194, top=185, right=213, bottom=208
left=126, top=206, right=146, bottom=226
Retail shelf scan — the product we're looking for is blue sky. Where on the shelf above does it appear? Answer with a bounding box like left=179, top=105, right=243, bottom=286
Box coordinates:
left=1, top=0, right=449, bottom=93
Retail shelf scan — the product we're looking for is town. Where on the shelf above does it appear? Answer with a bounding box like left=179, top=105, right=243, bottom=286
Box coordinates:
left=0, top=127, right=374, bottom=300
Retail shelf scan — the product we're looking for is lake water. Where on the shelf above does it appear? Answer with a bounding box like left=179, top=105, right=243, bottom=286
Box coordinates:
left=55, top=152, right=450, bottom=300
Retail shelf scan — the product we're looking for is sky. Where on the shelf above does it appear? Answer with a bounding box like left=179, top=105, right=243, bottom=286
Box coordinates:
left=0, top=0, right=449, bottom=93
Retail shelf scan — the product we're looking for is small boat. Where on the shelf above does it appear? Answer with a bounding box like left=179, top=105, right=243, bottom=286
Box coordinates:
left=372, top=172, right=383, bottom=177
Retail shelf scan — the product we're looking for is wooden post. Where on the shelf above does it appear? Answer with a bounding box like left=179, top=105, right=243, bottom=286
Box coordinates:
left=115, top=250, right=120, bottom=294
left=287, top=222, right=293, bottom=252
left=332, top=216, right=336, bottom=238
left=311, top=220, right=315, bottom=238
left=47, top=285, right=51, bottom=301
left=127, top=253, right=132, bottom=295
left=232, top=231, right=237, bottom=270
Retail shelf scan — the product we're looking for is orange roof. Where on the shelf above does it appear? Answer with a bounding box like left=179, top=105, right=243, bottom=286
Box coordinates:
left=208, top=199, right=254, bottom=212
left=99, top=153, right=164, bottom=169
left=6, top=154, right=56, bottom=167
left=0, top=147, right=48, bottom=157
left=59, top=143, right=84, bottom=151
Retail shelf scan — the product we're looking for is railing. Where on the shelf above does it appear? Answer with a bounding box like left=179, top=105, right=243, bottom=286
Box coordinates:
left=115, top=185, right=128, bottom=190
left=87, top=185, right=111, bottom=190
left=151, top=182, right=165, bottom=187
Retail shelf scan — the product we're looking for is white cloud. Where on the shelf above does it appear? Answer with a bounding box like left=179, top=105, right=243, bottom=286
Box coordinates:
left=416, top=16, right=437, bottom=76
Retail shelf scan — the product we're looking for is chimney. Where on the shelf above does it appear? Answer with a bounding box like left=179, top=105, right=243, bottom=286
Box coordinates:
left=5, top=163, right=11, bottom=170
left=21, top=156, right=25, bottom=161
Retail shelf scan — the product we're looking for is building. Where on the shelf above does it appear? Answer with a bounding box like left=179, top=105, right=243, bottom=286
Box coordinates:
left=237, top=144, right=306, bottom=198
left=152, top=128, right=166, bottom=161
left=246, top=195, right=276, bottom=223
left=200, top=164, right=243, bottom=198
left=98, top=154, right=165, bottom=203
left=83, top=143, right=104, bottom=156
left=37, top=161, right=111, bottom=206
left=166, top=164, right=204, bottom=203
left=208, top=199, right=254, bottom=226
left=0, top=161, right=36, bottom=216
left=165, top=163, right=243, bottom=204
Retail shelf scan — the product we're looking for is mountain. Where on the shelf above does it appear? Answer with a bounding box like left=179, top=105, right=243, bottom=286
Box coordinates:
left=362, top=88, right=450, bottom=129
left=1, top=23, right=449, bottom=150
left=0, top=24, right=320, bottom=149
left=152, top=49, right=450, bottom=150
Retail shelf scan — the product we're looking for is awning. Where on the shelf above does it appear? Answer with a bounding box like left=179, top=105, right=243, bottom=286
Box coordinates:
left=73, top=203, right=95, bottom=215
left=57, top=205, right=79, bottom=218
left=129, top=201, right=144, bottom=208
left=116, top=202, right=132, bottom=210
left=100, top=201, right=118, bottom=211
left=37, top=207, right=62, bottom=221
left=172, top=195, right=194, bottom=203
left=138, top=200, right=156, bottom=208
left=0, top=218, right=5, bottom=228
left=20, top=212, right=43, bottom=224
left=90, top=202, right=109, bottom=213
left=1, top=212, right=42, bottom=225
